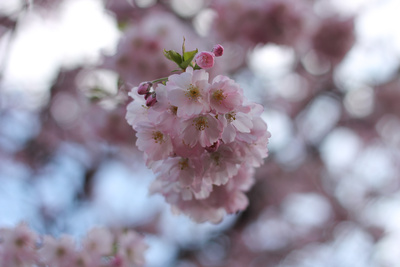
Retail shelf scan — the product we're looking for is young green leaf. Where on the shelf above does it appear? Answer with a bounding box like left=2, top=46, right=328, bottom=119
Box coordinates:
left=163, top=49, right=183, bottom=65
left=180, top=49, right=198, bottom=69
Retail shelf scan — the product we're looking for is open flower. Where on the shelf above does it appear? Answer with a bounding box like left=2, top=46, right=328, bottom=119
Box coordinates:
left=202, top=142, right=242, bottom=185
left=135, top=122, right=173, bottom=163
left=167, top=67, right=210, bottom=118
left=152, top=156, right=212, bottom=200
left=181, top=114, right=223, bottom=148
left=208, top=75, right=244, bottom=114
left=0, top=224, right=38, bottom=266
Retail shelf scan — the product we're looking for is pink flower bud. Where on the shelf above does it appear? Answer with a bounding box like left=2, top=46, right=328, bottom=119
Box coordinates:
left=111, top=255, right=123, bottom=267
left=146, top=94, right=157, bottom=107
left=212, top=44, right=224, bottom=57
left=137, top=82, right=151, bottom=95
left=205, top=140, right=221, bottom=153
left=144, top=92, right=151, bottom=100
left=195, top=51, right=215, bottom=69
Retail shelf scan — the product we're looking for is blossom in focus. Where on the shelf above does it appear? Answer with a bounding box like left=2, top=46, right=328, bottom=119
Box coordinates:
left=208, top=75, right=244, bottom=114
left=166, top=67, right=210, bottom=118
left=181, top=113, right=223, bottom=147
left=126, top=60, right=271, bottom=223
left=135, top=122, right=174, bottom=162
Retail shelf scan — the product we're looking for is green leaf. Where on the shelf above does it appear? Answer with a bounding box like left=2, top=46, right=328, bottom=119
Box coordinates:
left=163, top=49, right=183, bottom=65
left=180, top=49, right=198, bottom=69
left=193, top=63, right=202, bottom=70
left=183, top=49, right=198, bottom=62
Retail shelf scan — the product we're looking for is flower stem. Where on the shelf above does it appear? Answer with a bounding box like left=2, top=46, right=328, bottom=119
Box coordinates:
left=151, top=77, right=169, bottom=84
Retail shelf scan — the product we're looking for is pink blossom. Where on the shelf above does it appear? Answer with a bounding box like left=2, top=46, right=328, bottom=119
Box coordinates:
left=236, top=117, right=271, bottom=167
left=126, top=89, right=149, bottom=130
left=208, top=75, right=244, bottom=114
left=125, top=43, right=271, bottom=224
left=153, top=164, right=255, bottom=223
left=40, top=235, right=77, bottom=267
left=171, top=137, right=204, bottom=158
left=116, top=231, right=148, bottom=267
left=202, top=142, right=242, bottom=185
left=72, top=251, right=94, bottom=267
left=195, top=51, right=215, bottom=69
left=151, top=177, right=224, bottom=223
left=0, top=224, right=148, bottom=267
left=208, top=164, right=255, bottom=214
left=135, top=122, right=173, bottom=163
left=146, top=84, right=182, bottom=138
left=152, top=156, right=212, bottom=200
left=82, top=227, right=113, bottom=257
left=220, top=105, right=253, bottom=143
left=181, top=113, right=223, bottom=148
left=0, top=224, right=38, bottom=267
left=167, top=67, right=210, bottom=118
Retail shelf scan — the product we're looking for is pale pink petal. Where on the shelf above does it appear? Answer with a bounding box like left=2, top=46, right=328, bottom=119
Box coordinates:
left=222, top=124, right=236, bottom=143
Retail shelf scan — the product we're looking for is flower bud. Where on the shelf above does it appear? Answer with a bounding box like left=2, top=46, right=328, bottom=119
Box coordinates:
left=137, top=82, right=151, bottom=95
left=205, top=140, right=221, bottom=153
left=212, top=44, right=224, bottom=57
left=144, top=92, right=151, bottom=100
left=146, top=94, right=157, bottom=107
left=195, top=51, right=215, bottom=69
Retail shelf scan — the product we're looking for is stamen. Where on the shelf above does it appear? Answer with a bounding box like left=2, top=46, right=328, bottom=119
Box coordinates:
left=152, top=131, right=164, bottom=144
left=225, top=112, right=236, bottom=123
left=178, top=158, right=189, bottom=170
left=192, top=116, right=209, bottom=131
left=15, top=238, right=24, bottom=247
left=211, top=152, right=221, bottom=166
left=212, top=89, right=226, bottom=103
left=185, top=84, right=201, bottom=101
left=169, top=105, right=178, bottom=115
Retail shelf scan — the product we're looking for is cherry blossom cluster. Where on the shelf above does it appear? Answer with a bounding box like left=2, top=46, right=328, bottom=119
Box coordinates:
left=126, top=45, right=271, bottom=223
left=0, top=224, right=147, bottom=267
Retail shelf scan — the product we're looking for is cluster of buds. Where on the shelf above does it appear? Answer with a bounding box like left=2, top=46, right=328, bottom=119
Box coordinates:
left=136, top=43, right=225, bottom=108
left=137, top=82, right=157, bottom=107
left=126, top=42, right=270, bottom=223
left=0, top=224, right=148, bottom=267
left=194, top=44, right=224, bottom=69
